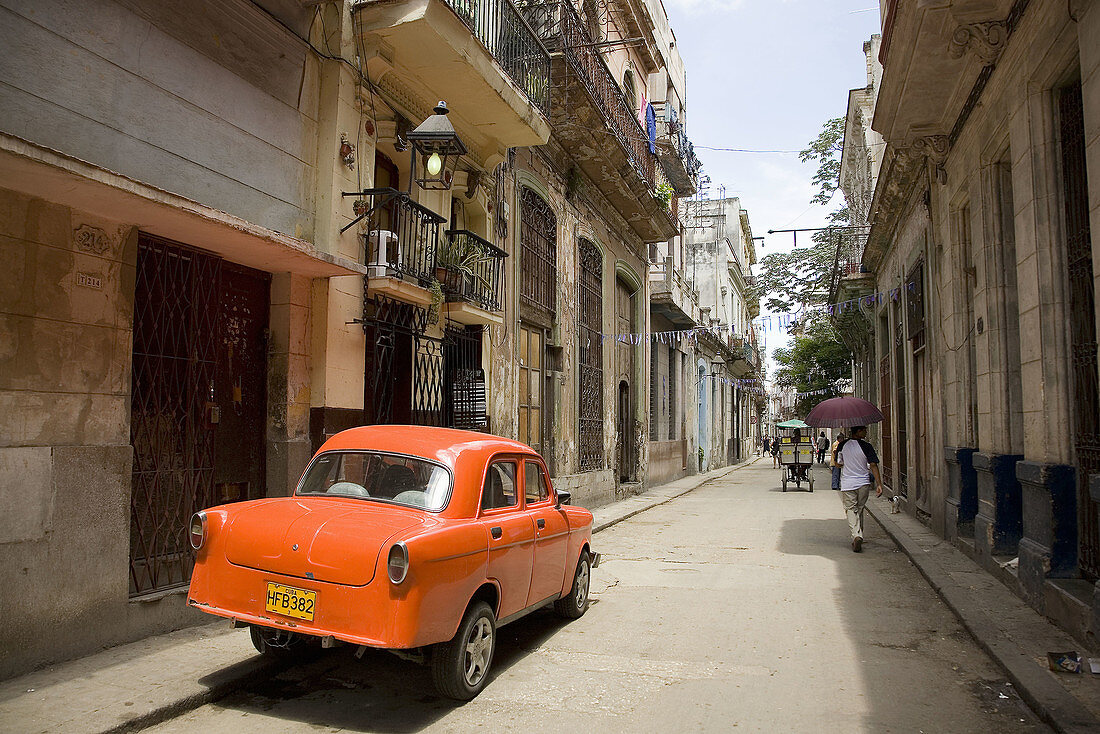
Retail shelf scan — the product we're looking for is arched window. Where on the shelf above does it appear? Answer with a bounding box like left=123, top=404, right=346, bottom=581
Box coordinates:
left=578, top=239, right=603, bottom=471
left=520, top=186, right=557, bottom=318
left=623, top=68, right=637, bottom=116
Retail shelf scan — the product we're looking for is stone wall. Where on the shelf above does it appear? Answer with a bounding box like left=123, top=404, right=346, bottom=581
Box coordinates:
left=0, top=190, right=208, bottom=678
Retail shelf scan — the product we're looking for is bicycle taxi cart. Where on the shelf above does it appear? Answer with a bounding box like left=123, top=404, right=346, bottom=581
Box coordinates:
left=776, top=419, right=815, bottom=492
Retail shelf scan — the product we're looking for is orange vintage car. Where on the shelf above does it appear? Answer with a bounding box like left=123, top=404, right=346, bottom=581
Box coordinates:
left=186, top=425, right=598, bottom=699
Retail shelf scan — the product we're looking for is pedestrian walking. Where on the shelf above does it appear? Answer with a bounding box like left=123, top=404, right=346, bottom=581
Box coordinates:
left=762, top=437, right=771, bottom=458
left=771, top=436, right=781, bottom=468
left=816, top=431, right=829, bottom=464
left=830, top=431, right=846, bottom=490
left=835, top=426, right=883, bottom=552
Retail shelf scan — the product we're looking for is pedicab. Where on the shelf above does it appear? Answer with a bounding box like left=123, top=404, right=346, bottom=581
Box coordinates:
left=776, top=419, right=815, bottom=492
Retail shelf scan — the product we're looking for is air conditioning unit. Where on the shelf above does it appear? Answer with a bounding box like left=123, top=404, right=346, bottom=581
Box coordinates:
left=365, top=230, right=398, bottom=278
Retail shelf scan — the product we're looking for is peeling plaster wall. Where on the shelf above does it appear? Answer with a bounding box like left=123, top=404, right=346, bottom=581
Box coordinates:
left=495, top=148, right=651, bottom=509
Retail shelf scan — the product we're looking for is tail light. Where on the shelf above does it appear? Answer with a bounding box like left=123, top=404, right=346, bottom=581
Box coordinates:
left=189, top=512, right=207, bottom=550
left=387, top=542, right=409, bottom=584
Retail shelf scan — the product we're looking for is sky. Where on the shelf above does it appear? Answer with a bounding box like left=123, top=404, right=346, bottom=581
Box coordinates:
left=660, top=0, right=881, bottom=376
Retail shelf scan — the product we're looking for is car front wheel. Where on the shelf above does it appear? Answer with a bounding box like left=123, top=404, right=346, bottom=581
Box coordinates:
left=431, top=601, right=496, bottom=700
left=554, top=552, right=591, bottom=619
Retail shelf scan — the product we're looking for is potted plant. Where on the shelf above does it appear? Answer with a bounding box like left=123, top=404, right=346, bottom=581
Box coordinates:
left=435, top=234, right=493, bottom=299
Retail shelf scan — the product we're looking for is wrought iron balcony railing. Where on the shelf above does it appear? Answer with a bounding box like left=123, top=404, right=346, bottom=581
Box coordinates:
left=652, top=101, right=700, bottom=183
left=352, top=188, right=444, bottom=285
left=519, top=0, right=657, bottom=188
left=439, top=229, right=508, bottom=312
left=442, top=0, right=551, bottom=113
left=827, top=228, right=871, bottom=306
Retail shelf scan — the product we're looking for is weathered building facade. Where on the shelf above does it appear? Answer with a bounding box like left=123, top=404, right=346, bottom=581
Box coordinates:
left=0, top=0, right=720, bottom=679
left=681, top=196, right=763, bottom=470
left=833, top=0, right=1100, bottom=643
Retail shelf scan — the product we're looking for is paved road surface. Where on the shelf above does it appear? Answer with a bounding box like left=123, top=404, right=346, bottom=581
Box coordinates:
left=148, top=461, right=1045, bottom=733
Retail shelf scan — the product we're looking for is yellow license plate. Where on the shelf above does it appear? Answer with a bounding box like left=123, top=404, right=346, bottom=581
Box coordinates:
left=265, top=582, right=317, bottom=621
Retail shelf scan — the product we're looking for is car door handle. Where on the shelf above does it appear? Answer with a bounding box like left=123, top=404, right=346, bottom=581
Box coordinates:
left=491, top=527, right=502, bottom=539
left=536, top=519, right=546, bottom=529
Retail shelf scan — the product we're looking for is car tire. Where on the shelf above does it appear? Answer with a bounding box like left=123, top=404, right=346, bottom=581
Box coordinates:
left=249, top=625, right=315, bottom=662
left=554, top=552, right=591, bottom=619
left=431, top=601, right=496, bottom=700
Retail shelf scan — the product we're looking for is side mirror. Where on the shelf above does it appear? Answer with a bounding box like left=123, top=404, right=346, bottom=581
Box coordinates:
left=555, top=490, right=572, bottom=509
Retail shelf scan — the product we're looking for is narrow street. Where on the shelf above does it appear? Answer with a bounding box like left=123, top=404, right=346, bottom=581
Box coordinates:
left=147, top=461, right=1043, bottom=733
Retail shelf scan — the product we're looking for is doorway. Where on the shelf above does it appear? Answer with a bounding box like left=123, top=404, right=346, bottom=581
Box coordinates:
left=129, top=235, right=269, bottom=596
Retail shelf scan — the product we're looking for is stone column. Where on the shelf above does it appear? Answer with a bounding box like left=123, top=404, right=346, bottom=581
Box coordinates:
left=944, top=446, right=978, bottom=541
left=973, top=452, right=1023, bottom=562
left=1016, top=461, right=1077, bottom=609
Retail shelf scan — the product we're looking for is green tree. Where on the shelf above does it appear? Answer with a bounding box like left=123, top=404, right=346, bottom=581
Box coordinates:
left=752, top=117, right=848, bottom=314
left=773, top=319, right=852, bottom=416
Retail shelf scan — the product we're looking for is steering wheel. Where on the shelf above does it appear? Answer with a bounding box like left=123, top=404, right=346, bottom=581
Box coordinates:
left=328, top=481, right=370, bottom=497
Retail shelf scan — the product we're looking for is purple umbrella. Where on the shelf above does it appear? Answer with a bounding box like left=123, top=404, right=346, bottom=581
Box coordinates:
left=805, top=396, right=885, bottom=428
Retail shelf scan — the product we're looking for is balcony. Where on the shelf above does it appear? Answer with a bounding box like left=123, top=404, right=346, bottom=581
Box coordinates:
left=649, top=256, right=699, bottom=328
left=439, top=229, right=508, bottom=325
left=352, top=0, right=551, bottom=151
left=520, top=1, right=678, bottom=242
left=828, top=228, right=874, bottom=352
left=651, top=101, right=699, bottom=196
left=827, top=229, right=873, bottom=307
left=355, top=188, right=445, bottom=306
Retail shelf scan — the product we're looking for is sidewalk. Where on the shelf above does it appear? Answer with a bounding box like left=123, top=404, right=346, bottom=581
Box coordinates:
left=867, top=495, right=1100, bottom=734
left=0, top=460, right=750, bottom=734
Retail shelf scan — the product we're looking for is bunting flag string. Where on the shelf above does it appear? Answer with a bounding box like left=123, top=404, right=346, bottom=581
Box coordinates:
left=752, top=276, right=919, bottom=333
left=595, top=322, right=759, bottom=347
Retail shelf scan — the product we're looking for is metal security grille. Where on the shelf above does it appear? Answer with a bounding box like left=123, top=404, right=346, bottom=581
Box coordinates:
left=578, top=239, right=603, bottom=470
left=445, top=326, right=488, bottom=430
left=668, top=345, right=677, bottom=440
left=1060, top=83, right=1100, bottom=578
left=907, top=260, right=926, bottom=350
left=880, top=355, right=893, bottom=487
left=413, top=335, right=445, bottom=427
left=520, top=187, right=557, bottom=319
left=362, top=294, right=429, bottom=426
left=894, top=301, right=908, bottom=496
left=129, top=236, right=220, bottom=596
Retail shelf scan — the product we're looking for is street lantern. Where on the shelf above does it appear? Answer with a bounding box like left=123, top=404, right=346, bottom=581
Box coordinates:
left=407, top=101, right=467, bottom=191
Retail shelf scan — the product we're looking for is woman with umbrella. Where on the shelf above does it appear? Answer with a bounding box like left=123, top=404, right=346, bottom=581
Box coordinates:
left=806, top=397, right=886, bottom=553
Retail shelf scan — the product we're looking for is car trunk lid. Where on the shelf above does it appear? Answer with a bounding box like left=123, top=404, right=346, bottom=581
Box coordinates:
left=223, top=499, right=424, bottom=586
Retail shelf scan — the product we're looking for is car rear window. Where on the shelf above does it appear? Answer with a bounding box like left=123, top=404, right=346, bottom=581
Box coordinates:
left=296, top=451, right=452, bottom=511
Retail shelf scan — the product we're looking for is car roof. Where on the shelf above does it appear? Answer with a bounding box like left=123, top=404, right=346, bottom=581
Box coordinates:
left=317, top=425, right=539, bottom=468
left=315, top=426, right=543, bottom=518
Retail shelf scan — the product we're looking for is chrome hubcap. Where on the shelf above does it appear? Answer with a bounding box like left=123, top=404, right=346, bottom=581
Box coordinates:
left=462, top=617, right=493, bottom=687
left=575, top=559, right=590, bottom=608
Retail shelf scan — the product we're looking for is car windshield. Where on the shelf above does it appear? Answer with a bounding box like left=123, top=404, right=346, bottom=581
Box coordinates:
left=296, top=451, right=452, bottom=511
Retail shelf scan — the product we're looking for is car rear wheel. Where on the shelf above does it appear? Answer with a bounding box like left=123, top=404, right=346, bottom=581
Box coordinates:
left=249, top=625, right=316, bottom=661
left=554, top=552, right=591, bottom=619
left=431, top=601, right=496, bottom=700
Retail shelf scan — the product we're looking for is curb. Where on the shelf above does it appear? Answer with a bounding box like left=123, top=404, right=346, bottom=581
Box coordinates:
left=868, top=501, right=1100, bottom=734
left=101, top=657, right=286, bottom=734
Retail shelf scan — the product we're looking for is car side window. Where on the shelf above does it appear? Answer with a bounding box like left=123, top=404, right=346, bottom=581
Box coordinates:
left=482, top=461, right=518, bottom=511
left=524, top=461, right=549, bottom=504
